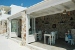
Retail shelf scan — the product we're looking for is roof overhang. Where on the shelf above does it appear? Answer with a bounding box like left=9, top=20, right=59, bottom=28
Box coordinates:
left=0, top=11, right=25, bottom=21
left=27, top=0, right=75, bottom=18
left=8, top=12, right=22, bottom=20
left=8, top=6, right=27, bottom=20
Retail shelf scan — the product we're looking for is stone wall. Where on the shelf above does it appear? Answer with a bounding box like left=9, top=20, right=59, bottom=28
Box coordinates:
left=36, top=10, right=75, bottom=38
left=21, top=11, right=26, bottom=45
left=0, top=21, right=3, bottom=34
left=0, top=21, right=7, bottom=34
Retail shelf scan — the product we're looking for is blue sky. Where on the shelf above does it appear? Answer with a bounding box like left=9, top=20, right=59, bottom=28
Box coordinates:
left=0, top=0, right=42, bottom=7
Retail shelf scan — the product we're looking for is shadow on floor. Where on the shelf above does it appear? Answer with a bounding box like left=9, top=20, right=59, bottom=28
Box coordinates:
left=32, top=38, right=75, bottom=50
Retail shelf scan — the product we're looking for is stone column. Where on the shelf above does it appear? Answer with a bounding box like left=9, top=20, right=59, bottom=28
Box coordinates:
left=21, top=11, right=26, bottom=46
left=0, top=21, right=2, bottom=34
left=1, top=21, right=3, bottom=34
left=2, top=20, right=7, bottom=34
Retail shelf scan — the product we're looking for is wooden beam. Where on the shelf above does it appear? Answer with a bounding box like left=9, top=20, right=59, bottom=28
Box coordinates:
left=51, top=6, right=61, bottom=11
left=61, top=4, right=70, bottom=9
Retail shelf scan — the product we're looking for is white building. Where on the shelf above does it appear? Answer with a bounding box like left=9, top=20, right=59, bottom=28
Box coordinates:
left=0, top=0, right=75, bottom=50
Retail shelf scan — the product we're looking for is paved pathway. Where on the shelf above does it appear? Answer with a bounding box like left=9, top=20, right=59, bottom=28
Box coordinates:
left=0, top=34, right=31, bottom=50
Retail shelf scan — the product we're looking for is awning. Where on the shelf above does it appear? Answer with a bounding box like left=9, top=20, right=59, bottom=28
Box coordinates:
left=8, top=12, right=22, bottom=20
left=27, top=0, right=75, bottom=18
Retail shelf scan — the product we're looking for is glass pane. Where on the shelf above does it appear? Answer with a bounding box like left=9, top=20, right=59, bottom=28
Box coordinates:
left=29, top=19, right=33, bottom=35
left=11, top=20, right=18, bottom=32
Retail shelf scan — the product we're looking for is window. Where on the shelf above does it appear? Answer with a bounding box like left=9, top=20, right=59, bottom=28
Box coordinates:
left=8, top=11, right=11, bottom=15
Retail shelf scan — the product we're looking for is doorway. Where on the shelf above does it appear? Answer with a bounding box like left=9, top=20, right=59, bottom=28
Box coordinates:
left=11, top=19, right=21, bottom=38
left=28, top=18, right=36, bottom=43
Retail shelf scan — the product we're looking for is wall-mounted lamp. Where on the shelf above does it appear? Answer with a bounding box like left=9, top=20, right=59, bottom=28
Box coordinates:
left=62, top=10, right=67, bottom=14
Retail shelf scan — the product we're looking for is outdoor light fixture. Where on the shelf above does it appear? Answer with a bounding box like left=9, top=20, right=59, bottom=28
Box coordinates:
left=62, top=10, right=67, bottom=14
left=67, top=11, right=71, bottom=16
left=62, top=10, right=71, bottom=16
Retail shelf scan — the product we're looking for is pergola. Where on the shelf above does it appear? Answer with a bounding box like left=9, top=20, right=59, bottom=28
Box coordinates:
left=27, top=0, right=75, bottom=18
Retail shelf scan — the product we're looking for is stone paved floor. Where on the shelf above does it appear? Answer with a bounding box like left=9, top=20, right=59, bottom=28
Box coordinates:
left=31, top=38, right=75, bottom=50
left=0, top=34, right=31, bottom=50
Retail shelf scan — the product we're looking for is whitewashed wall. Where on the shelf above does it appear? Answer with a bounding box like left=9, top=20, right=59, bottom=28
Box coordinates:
left=10, top=5, right=26, bottom=15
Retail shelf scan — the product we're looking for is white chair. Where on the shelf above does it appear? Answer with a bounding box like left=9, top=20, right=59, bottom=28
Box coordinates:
left=67, top=31, right=74, bottom=45
left=45, top=31, right=47, bottom=34
left=48, top=35, right=52, bottom=45
left=65, top=33, right=68, bottom=41
left=36, top=31, right=42, bottom=41
left=38, top=31, right=42, bottom=40
left=68, top=39, right=74, bottom=45
left=51, top=32, right=56, bottom=44
left=55, top=31, right=58, bottom=39
left=48, top=31, right=56, bottom=45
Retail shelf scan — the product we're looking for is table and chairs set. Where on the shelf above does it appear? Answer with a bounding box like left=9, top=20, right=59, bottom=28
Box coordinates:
left=65, top=30, right=75, bottom=45
left=35, top=30, right=75, bottom=45
left=44, top=31, right=58, bottom=45
left=35, top=30, right=58, bottom=45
